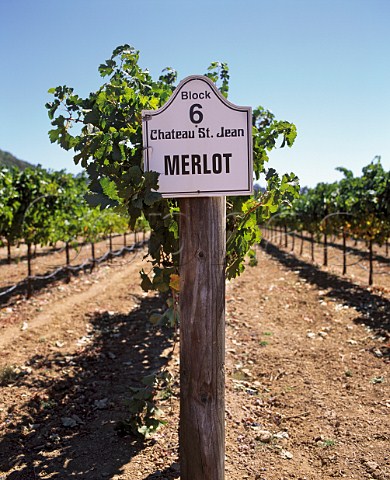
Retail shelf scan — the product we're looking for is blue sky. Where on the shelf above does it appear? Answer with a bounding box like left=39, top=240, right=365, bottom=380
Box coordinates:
left=0, top=0, right=389, bottom=187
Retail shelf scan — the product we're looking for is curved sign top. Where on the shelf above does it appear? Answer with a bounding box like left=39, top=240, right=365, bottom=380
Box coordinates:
left=142, top=75, right=253, bottom=198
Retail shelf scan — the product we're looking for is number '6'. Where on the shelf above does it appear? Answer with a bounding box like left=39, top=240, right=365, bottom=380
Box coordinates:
left=189, top=104, right=203, bottom=124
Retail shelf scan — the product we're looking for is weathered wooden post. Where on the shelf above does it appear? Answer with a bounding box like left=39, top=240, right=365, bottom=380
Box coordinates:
left=142, top=75, right=252, bottom=479
left=179, top=196, right=226, bottom=478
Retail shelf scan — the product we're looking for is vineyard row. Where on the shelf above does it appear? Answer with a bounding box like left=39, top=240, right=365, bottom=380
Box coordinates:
left=263, top=159, right=390, bottom=285
left=0, top=232, right=147, bottom=302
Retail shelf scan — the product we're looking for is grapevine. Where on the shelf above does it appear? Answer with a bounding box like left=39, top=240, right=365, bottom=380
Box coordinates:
left=46, top=44, right=300, bottom=295
left=266, top=158, right=390, bottom=285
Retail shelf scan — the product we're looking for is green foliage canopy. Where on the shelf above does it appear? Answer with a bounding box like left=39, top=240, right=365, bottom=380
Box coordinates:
left=0, top=167, right=130, bottom=252
left=274, top=157, right=390, bottom=246
left=46, top=44, right=299, bottom=288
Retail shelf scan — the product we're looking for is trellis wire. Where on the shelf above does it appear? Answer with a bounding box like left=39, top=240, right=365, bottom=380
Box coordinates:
left=0, top=241, right=144, bottom=299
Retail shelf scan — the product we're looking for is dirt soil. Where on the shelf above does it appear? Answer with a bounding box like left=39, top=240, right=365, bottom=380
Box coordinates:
left=0, top=241, right=389, bottom=480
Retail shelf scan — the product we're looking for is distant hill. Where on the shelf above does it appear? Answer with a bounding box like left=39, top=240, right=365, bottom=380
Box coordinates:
left=0, top=149, right=35, bottom=170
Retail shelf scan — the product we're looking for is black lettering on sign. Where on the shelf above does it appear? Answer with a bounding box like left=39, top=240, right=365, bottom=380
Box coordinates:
left=182, top=155, right=190, bottom=175
left=203, top=153, right=212, bottom=174
left=223, top=152, right=231, bottom=173
left=164, top=155, right=180, bottom=175
left=216, top=126, right=245, bottom=138
left=189, top=104, right=203, bottom=124
left=213, top=154, right=222, bottom=174
left=151, top=129, right=195, bottom=140
left=181, top=90, right=211, bottom=100
left=198, top=127, right=211, bottom=138
left=191, top=154, right=202, bottom=174
left=164, top=153, right=232, bottom=176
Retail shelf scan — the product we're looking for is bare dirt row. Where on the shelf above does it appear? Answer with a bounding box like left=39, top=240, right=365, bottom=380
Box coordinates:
left=0, top=234, right=141, bottom=295
left=0, top=242, right=389, bottom=479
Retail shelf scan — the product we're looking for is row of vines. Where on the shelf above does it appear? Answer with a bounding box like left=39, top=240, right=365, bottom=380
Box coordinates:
left=0, top=166, right=147, bottom=296
left=265, top=158, right=390, bottom=285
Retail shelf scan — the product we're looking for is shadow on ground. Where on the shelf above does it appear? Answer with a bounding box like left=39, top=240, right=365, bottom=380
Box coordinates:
left=0, top=294, right=178, bottom=479
left=143, top=464, right=180, bottom=479
left=260, top=240, right=390, bottom=341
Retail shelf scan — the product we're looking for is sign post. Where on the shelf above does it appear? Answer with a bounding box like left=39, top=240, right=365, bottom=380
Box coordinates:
left=179, top=196, right=226, bottom=479
left=143, top=76, right=252, bottom=479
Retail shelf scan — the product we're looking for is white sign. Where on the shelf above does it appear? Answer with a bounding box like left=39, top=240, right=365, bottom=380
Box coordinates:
left=142, top=75, right=253, bottom=197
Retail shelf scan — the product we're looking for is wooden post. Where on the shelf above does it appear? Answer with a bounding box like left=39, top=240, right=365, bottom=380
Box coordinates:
left=7, top=241, right=11, bottom=265
left=342, top=231, right=347, bottom=275
left=65, top=241, right=71, bottom=282
left=323, top=232, right=328, bottom=266
left=310, top=232, right=315, bottom=262
left=27, top=242, right=33, bottom=298
left=109, top=233, right=113, bottom=262
left=91, top=242, right=96, bottom=272
left=284, top=225, right=288, bottom=248
left=65, top=241, right=70, bottom=267
left=179, top=196, right=226, bottom=480
left=299, top=233, right=304, bottom=256
left=368, top=239, right=374, bottom=286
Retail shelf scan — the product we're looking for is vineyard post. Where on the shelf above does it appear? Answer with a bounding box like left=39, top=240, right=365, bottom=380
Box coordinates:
left=291, top=231, right=295, bottom=252
left=299, top=232, right=304, bottom=255
left=27, top=243, right=33, bottom=298
left=342, top=231, right=347, bottom=275
left=65, top=241, right=71, bottom=282
left=368, top=239, right=374, bottom=286
left=90, top=242, right=96, bottom=272
left=310, top=232, right=315, bottom=261
left=7, top=242, right=11, bottom=264
left=323, top=232, right=328, bottom=266
left=109, top=233, right=113, bottom=256
left=179, top=196, right=226, bottom=479
left=284, top=224, right=288, bottom=248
